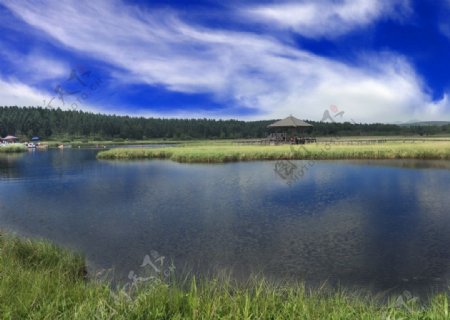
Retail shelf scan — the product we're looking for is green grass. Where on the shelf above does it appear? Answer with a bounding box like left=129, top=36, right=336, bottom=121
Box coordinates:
left=0, top=143, right=27, bottom=153
left=1, top=234, right=449, bottom=319
left=97, top=141, right=450, bottom=163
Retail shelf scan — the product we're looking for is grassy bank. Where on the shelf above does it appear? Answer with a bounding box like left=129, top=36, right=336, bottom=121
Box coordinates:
left=97, top=141, right=450, bottom=163
left=1, top=234, right=449, bottom=319
left=0, top=144, right=27, bottom=153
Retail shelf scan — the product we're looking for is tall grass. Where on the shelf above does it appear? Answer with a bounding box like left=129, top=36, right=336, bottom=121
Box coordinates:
left=97, top=141, right=450, bottom=162
left=0, top=144, right=27, bottom=153
left=0, top=234, right=449, bottom=319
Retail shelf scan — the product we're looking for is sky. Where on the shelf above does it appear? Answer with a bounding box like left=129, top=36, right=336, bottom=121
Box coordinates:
left=1, top=0, right=450, bottom=123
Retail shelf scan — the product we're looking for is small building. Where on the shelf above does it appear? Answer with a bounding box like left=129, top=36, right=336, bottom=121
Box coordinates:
left=267, top=116, right=313, bottom=144
left=0, top=135, right=18, bottom=144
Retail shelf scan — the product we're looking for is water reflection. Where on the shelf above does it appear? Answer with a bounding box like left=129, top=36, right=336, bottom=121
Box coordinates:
left=0, top=151, right=449, bottom=297
left=0, top=153, right=25, bottom=179
left=347, top=159, right=450, bottom=170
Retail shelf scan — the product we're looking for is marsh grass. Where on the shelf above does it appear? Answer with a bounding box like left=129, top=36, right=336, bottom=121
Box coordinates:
left=1, top=234, right=449, bottom=319
left=97, top=141, right=450, bottom=163
left=0, top=144, right=27, bottom=153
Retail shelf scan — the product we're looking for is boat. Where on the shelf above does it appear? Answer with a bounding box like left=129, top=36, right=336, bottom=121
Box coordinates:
left=26, top=143, right=36, bottom=149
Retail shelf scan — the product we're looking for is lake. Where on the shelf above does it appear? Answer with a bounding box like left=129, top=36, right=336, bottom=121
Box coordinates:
left=1, top=149, right=449, bottom=296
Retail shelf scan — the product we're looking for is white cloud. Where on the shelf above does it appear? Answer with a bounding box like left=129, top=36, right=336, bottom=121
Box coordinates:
left=0, top=76, right=105, bottom=114
left=0, top=77, right=46, bottom=107
left=245, top=0, right=411, bottom=38
left=0, top=50, right=68, bottom=83
left=23, top=55, right=68, bottom=81
left=1, top=0, right=449, bottom=122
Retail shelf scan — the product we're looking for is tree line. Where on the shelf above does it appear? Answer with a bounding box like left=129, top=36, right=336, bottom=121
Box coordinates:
left=1, top=106, right=449, bottom=140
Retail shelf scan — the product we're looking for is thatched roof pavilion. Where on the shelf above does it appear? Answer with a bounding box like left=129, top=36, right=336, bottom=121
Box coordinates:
left=267, top=116, right=313, bottom=144
left=267, top=115, right=312, bottom=129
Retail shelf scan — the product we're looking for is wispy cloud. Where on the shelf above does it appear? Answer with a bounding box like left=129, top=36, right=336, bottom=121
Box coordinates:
left=438, top=0, right=450, bottom=39
left=0, top=77, right=48, bottom=107
left=0, top=50, right=68, bottom=83
left=244, top=0, right=411, bottom=38
left=0, top=75, right=105, bottom=115
left=1, top=0, right=448, bottom=122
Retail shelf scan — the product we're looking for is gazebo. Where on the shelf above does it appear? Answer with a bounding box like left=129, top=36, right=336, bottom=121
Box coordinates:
left=267, top=116, right=313, bottom=144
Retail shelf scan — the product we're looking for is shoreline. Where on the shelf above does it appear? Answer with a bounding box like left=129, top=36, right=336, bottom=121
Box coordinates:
left=1, top=233, right=449, bottom=318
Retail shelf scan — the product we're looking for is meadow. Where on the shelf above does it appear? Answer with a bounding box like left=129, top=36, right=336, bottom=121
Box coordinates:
left=97, top=140, right=450, bottom=163
left=0, top=233, right=449, bottom=319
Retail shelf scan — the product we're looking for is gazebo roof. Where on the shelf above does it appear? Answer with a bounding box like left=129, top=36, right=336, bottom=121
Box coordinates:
left=267, top=116, right=312, bottom=128
left=1, top=135, right=18, bottom=141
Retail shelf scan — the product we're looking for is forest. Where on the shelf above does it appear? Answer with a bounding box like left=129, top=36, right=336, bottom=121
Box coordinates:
left=1, top=106, right=449, bottom=140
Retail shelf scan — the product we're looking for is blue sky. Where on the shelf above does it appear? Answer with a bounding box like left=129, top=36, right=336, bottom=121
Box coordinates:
left=1, top=0, right=450, bottom=123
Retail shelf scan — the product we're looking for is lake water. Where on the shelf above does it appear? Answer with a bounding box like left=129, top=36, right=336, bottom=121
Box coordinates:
left=1, top=149, right=450, bottom=296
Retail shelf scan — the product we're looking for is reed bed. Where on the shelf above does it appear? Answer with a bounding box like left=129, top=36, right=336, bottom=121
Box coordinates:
left=97, top=141, right=450, bottom=163
left=0, top=144, right=27, bottom=153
